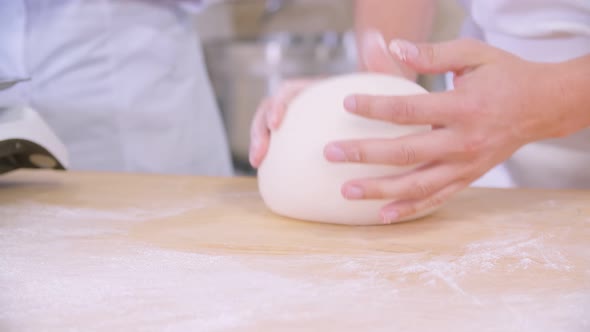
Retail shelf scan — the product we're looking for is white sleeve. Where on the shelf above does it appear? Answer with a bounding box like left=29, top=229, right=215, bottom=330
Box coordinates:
left=0, top=0, right=28, bottom=83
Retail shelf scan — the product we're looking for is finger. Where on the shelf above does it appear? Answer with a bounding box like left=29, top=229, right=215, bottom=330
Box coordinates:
left=388, top=38, right=499, bottom=74
left=380, top=180, right=467, bottom=224
left=252, top=79, right=315, bottom=167
left=265, top=99, right=280, bottom=131
left=341, top=162, right=467, bottom=202
left=268, top=79, right=315, bottom=130
left=360, top=29, right=405, bottom=76
left=344, top=91, right=461, bottom=125
left=325, top=129, right=459, bottom=166
left=249, top=98, right=272, bottom=168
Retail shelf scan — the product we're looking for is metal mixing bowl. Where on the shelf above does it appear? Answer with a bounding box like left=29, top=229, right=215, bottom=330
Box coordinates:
left=203, top=31, right=358, bottom=173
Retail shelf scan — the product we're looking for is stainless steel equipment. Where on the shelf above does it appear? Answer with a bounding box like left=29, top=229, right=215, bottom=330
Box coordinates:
left=203, top=31, right=358, bottom=172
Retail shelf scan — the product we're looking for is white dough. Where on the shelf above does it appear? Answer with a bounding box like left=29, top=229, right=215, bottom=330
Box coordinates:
left=257, top=73, right=442, bottom=226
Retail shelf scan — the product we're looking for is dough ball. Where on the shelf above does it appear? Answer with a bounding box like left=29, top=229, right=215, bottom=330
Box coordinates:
left=257, top=73, right=441, bottom=226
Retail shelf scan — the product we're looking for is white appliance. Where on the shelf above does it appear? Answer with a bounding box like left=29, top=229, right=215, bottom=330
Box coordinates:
left=0, top=107, right=69, bottom=174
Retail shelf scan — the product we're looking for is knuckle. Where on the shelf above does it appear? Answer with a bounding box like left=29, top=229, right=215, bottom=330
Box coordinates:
left=462, top=135, right=487, bottom=156
left=423, top=44, right=436, bottom=65
left=355, top=148, right=366, bottom=163
left=345, top=145, right=364, bottom=162
left=411, top=181, right=434, bottom=198
left=399, top=100, right=416, bottom=122
left=389, top=99, right=415, bottom=123
left=393, top=144, right=417, bottom=165
left=425, top=194, right=446, bottom=209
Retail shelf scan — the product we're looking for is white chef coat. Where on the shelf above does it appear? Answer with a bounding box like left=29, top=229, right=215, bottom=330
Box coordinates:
left=0, top=0, right=233, bottom=176
left=453, top=0, right=590, bottom=189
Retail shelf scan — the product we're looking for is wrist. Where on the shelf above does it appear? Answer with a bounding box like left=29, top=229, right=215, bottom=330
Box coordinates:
left=545, top=55, right=590, bottom=138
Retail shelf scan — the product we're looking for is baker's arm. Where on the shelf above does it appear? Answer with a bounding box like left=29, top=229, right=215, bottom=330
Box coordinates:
left=552, top=54, right=590, bottom=135
left=355, top=0, right=436, bottom=80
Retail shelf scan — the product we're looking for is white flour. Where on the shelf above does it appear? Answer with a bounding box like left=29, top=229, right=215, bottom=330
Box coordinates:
left=1, top=201, right=201, bottom=223
left=1, top=201, right=589, bottom=332
left=0, top=200, right=203, bottom=239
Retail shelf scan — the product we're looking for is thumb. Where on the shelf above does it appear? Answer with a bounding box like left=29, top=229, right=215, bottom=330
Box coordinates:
left=360, top=30, right=405, bottom=76
left=388, top=38, right=495, bottom=74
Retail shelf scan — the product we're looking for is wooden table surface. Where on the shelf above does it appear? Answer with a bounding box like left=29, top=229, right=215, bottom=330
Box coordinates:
left=1, top=170, right=589, bottom=331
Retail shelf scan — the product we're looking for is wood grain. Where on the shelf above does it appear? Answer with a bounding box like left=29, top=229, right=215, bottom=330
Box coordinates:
left=1, top=170, right=589, bottom=331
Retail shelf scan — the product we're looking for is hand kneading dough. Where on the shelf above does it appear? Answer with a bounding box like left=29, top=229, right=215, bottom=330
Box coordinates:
left=258, top=73, right=441, bottom=226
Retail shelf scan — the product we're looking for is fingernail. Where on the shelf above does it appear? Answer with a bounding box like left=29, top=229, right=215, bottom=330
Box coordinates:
left=381, top=210, right=399, bottom=224
left=389, top=39, right=419, bottom=62
left=343, top=96, right=357, bottom=112
left=343, top=185, right=364, bottom=199
left=364, top=29, right=388, bottom=53
left=324, top=144, right=346, bottom=162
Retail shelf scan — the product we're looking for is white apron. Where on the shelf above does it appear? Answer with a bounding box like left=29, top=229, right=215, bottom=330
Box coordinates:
left=453, top=0, right=590, bottom=189
left=0, top=0, right=232, bottom=176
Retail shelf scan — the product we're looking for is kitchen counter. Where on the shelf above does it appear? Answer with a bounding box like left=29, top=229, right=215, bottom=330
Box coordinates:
left=1, top=170, right=589, bottom=331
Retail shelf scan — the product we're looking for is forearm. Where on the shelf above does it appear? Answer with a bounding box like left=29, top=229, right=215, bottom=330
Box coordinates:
left=354, top=0, right=436, bottom=79
left=550, top=54, right=590, bottom=137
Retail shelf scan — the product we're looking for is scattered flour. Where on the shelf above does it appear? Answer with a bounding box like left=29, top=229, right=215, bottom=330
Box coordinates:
left=0, top=200, right=203, bottom=239
left=1, top=201, right=201, bottom=223
left=0, top=199, right=588, bottom=331
left=333, top=234, right=577, bottom=307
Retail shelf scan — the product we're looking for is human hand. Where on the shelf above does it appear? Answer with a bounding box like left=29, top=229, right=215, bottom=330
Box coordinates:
left=325, top=38, right=579, bottom=223
left=249, top=79, right=315, bottom=168
left=249, top=31, right=407, bottom=168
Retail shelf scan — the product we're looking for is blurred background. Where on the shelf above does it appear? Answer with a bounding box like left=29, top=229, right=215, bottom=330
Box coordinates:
left=195, top=0, right=465, bottom=175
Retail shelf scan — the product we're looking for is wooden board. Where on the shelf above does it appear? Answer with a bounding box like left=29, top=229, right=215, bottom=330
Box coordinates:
left=1, top=170, right=589, bottom=331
